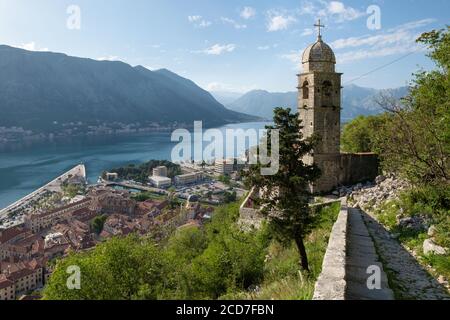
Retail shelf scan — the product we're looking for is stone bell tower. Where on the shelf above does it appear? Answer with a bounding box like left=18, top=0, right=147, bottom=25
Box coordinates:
left=298, top=20, right=343, bottom=193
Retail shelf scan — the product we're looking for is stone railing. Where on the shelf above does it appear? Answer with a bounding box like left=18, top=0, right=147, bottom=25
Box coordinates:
left=313, top=199, right=348, bottom=300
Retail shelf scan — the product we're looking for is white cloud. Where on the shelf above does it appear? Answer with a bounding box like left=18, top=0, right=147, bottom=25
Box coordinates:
left=188, top=15, right=202, bottom=22
left=201, top=44, right=236, bottom=55
left=97, top=55, right=120, bottom=61
left=188, top=15, right=212, bottom=28
left=298, top=1, right=317, bottom=15
left=388, top=18, right=437, bottom=32
left=221, top=17, right=247, bottom=29
left=323, top=1, right=365, bottom=22
left=336, top=43, right=424, bottom=64
left=15, top=42, right=49, bottom=52
left=199, top=20, right=212, bottom=27
left=266, top=11, right=297, bottom=32
left=331, top=19, right=435, bottom=63
left=240, top=7, right=256, bottom=19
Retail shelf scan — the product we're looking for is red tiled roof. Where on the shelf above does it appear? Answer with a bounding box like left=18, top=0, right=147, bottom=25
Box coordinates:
left=0, top=226, right=28, bottom=244
left=7, top=268, right=36, bottom=281
left=0, top=277, right=14, bottom=289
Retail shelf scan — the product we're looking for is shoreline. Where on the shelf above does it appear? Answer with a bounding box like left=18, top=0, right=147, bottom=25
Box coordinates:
left=0, top=120, right=270, bottom=149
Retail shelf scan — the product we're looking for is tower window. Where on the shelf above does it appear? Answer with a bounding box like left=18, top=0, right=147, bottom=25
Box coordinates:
left=302, top=81, right=309, bottom=99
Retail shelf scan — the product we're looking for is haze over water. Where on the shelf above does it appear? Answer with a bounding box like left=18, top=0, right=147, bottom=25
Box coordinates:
left=0, top=122, right=268, bottom=209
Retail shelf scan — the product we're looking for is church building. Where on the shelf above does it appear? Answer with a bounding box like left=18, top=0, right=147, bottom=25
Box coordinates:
left=298, top=21, right=379, bottom=193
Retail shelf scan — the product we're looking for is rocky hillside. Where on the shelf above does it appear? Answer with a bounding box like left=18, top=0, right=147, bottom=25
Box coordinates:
left=343, top=175, right=449, bottom=294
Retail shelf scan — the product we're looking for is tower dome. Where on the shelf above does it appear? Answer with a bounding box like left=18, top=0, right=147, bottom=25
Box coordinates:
left=302, top=36, right=336, bottom=65
left=301, top=20, right=336, bottom=73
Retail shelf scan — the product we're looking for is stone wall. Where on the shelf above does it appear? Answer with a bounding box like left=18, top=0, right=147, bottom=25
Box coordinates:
left=313, top=200, right=348, bottom=300
left=238, top=188, right=263, bottom=230
left=339, top=153, right=379, bottom=187
left=313, top=152, right=379, bottom=194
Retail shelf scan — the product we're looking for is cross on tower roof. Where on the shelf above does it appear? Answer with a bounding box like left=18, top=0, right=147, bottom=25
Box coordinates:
left=314, top=19, right=325, bottom=39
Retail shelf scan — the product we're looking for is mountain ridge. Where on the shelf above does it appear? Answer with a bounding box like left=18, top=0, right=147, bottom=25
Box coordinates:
left=0, top=45, right=257, bottom=134
left=223, top=85, right=409, bottom=121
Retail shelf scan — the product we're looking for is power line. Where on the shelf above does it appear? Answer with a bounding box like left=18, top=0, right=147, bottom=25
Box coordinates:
left=343, top=46, right=424, bottom=85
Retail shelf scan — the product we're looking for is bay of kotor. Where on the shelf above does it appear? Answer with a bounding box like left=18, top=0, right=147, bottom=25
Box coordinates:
left=0, top=122, right=268, bottom=209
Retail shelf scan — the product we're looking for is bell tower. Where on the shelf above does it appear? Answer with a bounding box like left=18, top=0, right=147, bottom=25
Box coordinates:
left=298, top=20, right=343, bottom=193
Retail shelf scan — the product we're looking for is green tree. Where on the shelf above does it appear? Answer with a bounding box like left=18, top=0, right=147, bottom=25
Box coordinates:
left=375, top=27, right=450, bottom=186
left=43, top=236, right=166, bottom=300
left=91, top=215, right=107, bottom=235
left=244, top=107, right=320, bottom=271
left=218, top=175, right=231, bottom=185
left=223, top=191, right=237, bottom=203
left=341, top=114, right=388, bottom=153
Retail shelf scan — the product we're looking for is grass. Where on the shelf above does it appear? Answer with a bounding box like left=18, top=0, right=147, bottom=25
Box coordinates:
left=224, top=202, right=341, bottom=300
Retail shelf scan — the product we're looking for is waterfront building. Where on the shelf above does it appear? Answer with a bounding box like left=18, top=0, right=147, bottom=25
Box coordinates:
left=105, top=172, right=119, bottom=181
left=152, top=166, right=168, bottom=177
left=149, top=176, right=172, bottom=188
left=215, top=159, right=235, bottom=175
left=174, top=172, right=203, bottom=185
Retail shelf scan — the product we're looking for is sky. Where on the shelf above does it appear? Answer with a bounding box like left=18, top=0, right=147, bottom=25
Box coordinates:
left=0, top=0, right=448, bottom=92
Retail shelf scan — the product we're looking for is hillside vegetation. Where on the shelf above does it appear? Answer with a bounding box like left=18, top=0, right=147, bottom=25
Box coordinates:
left=342, top=28, right=450, bottom=282
left=42, top=201, right=340, bottom=300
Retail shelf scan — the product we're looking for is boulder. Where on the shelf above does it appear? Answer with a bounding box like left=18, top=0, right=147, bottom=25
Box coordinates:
left=428, top=225, right=438, bottom=238
left=375, top=175, right=386, bottom=184
left=423, top=239, right=447, bottom=255
left=398, top=216, right=427, bottom=232
left=437, top=275, right=448, bottom=285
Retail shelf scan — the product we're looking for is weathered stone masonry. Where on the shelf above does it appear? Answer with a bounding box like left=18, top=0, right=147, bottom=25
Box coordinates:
left=299, top=33, right=379, bottom=193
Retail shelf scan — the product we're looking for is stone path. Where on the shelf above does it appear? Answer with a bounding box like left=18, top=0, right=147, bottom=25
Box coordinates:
left=345, top=208, right=394, bottom=300
left=362, top=211, right=450, bottom=300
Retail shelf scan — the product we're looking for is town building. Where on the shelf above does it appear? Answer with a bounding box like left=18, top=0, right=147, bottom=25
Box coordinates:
left=149, top=176, right=172, bottom=188
left=0, top=277, right=15, bottom=300
left=0, top=259, right=44, bottom=300
left=152, top=166, right=168, bottom=177
left=105, top=172, right=119, bottom=181
left=174, top=172, right=203, bottom=185
left=24, top=198, right=92, bottom=233
left=88, top=189, right=136, bottom=216
left=215, top=159, right=235, bottom=175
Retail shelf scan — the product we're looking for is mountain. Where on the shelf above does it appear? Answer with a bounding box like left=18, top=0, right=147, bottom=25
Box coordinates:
left=227, top=90, right=297, bottom=120
left=341, top=84, right=409, bottom=121
left=225, top=85, right=409, bottom=122
left=210, top=91, right=244, bottom=106
left=0, top=45, right=256, bottom=133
